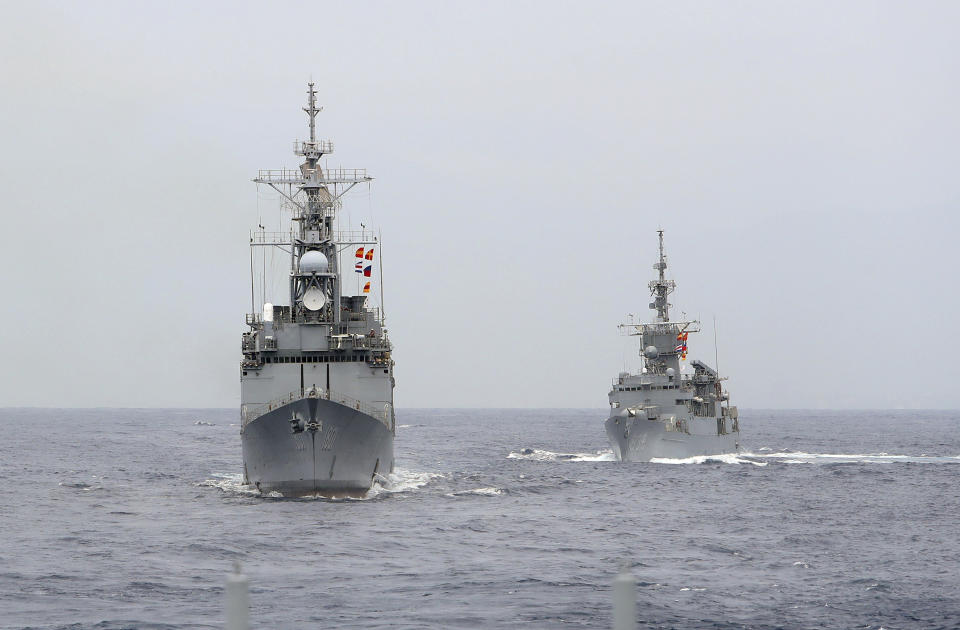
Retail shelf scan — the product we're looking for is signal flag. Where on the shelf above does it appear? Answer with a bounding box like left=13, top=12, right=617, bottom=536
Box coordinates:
left=363, top=282, right=371, bottom=294
left=363, top=265, right=372, bottom=277
left=364, top=248, right=375, bottom=260
left=355, top=247, right=364, bottom=258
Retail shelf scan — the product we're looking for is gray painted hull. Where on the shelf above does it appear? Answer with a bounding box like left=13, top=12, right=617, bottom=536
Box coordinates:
left=241, top=396, right=393, bottom=497
left=604, top=415, right=739, bottom=462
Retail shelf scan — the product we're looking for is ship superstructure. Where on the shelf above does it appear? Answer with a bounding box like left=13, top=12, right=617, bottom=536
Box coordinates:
left=604, top=231, right=739, bottom=461
left=240, top=84, right=394, bottom=495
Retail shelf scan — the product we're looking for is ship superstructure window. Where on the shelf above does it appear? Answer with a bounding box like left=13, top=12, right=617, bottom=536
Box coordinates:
left=262, top=354, right=366, bottom=364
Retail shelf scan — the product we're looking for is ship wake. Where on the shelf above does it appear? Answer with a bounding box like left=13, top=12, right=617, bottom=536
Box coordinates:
left=743, top=451, right=960, bottom=465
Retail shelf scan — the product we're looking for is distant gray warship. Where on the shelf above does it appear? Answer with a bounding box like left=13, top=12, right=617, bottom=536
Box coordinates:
left=605, top=231, right=739, bottom=461
left=240, top=84, right=394, bottom=496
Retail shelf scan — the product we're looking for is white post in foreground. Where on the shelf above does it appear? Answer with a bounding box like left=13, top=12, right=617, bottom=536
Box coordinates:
left=226, top=561, right=250, bottom=630
left=613, top=564, right=636, bottom=630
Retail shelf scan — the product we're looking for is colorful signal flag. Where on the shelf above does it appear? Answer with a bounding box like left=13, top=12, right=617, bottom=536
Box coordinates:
left=354, top=262, right=363, bottom=273
left=363, top=265, right=372, bottom=277
left=362, top=282, right=371, bottom=294
left=364, top=248, right=375, bottom=260
left=355, top=247, right=365, bottom=258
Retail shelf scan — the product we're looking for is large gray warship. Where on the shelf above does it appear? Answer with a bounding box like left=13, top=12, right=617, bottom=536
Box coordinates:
left=240, top=84, right=394, bottom=496
left=605, top=231, right=739, bottom=461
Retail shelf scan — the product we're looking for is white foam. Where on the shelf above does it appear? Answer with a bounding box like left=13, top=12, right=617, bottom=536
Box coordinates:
left=198, top=473, right=260, bottom=496
left=507, top=448, right=616, bottom=462
left=199, top=468, right=442, bottom=500
left=650, top=453, right=767, bottom=466
left=366, top=469, right=444, bottom=498
left=447, top=487, right=503, bottom=497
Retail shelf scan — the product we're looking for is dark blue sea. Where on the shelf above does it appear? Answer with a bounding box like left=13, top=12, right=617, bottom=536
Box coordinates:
left=2, top=409, right=958, bottom=629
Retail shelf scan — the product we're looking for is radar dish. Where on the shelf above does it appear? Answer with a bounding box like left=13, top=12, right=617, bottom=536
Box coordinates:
left=302, top=287, right=326, bottom=311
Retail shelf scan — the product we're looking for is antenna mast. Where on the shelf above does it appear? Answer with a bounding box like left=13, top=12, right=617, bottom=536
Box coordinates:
left=649, top=230, right=676, bottom=322
left=304, top=82, right=320, bottom=144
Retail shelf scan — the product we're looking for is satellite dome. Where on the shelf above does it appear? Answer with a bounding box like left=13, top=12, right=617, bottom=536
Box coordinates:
left=299, top=250, right=328, bottom=273
left=665, top=367, right=676, bottom=377
left=643, top=345, right=659, bottom=359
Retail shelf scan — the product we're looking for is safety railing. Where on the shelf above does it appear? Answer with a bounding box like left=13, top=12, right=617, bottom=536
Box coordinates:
left=329, top=334, right=391, bottom=351
left=293, top=140, right=334, bottom=154
left=254, top=169, right=303, bottom=183
left=261, top=337, right=278, bottom=351
left=241, top=386, right=392, bottom=430
left=254, top=168, right=371, bottom=185
left=250, top=230, right=293, bottom=245
left=320, top=168, right=371, bottom=182
left=334, top=229, right=377, bottom=243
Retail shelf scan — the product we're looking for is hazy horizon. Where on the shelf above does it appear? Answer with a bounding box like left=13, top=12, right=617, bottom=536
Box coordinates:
left=2, top=1, right=958, bottom=409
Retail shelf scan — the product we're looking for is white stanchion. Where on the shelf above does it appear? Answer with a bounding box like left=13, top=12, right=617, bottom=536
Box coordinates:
left=612, top=565, right=636, bottom=630
left=226, top=561, right=250, bottom=630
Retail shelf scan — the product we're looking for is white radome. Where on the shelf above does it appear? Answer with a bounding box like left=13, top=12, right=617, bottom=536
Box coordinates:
left=299, top=250, right=328, bottom=273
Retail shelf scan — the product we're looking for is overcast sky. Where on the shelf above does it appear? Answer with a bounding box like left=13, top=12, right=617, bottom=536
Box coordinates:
left=1, top=1, right=957, bottom=409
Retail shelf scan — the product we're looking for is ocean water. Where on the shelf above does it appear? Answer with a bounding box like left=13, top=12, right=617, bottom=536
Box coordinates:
left=1, top=408, right=958, bottom=630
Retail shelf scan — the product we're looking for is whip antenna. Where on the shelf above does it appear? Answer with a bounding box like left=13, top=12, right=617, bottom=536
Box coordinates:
left=713, top=315, right=720, bottom=378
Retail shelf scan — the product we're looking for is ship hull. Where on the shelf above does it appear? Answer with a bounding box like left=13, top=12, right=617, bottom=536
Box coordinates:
left=604, top=415, right=738, bottom=462
left=241, top=396, right=393, bottom=497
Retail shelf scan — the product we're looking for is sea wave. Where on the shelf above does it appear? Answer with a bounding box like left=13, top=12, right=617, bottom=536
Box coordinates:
left=507, top=448, right=616, bottom=462
left=744, top=451, right=960, bottom=464
left=447, top=487, right=504, bottom=497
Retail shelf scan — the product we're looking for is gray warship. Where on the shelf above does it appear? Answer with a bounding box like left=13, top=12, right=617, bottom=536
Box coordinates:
left=239, top=84, right=394, bottom=496
left=605, top=231, right=739, bottom=461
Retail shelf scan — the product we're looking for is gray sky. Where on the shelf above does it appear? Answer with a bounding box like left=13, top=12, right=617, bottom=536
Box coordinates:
left=1, top=1, right=957, bottom=409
